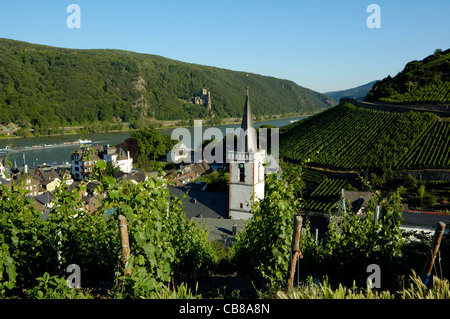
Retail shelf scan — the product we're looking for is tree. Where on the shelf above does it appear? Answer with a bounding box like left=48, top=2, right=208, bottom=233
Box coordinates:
left=417, top=183, right=426, bottom=200
left=105, top=161, right=121, bottom=177
left=132, top=128, right=176, bottom=162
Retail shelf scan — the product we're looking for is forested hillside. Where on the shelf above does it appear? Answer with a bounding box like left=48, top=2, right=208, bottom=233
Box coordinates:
left=0, top=38, right=332, bottom=129
left=366, top=48, right=450, bottom=104
left=324, top=80, right=377, bottom=102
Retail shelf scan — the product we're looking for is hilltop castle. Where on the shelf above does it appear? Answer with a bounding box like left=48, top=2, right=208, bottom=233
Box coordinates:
left=193, top=88, right=212, bottom=110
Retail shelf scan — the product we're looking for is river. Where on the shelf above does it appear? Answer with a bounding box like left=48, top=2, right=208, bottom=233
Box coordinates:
left=0, top=116, right=308, bottom=167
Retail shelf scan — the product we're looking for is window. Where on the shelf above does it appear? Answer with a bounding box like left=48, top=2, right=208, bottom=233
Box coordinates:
left=240, top=203, right=243, bottom=209
left=239, top=163, right=245, bottom=182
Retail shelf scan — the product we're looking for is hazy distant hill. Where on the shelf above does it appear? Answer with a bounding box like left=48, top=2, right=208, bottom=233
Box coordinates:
left=324, top=81, right=377, bottom=102
left=0, top=38, right=333, bottom=129
left=366, top=48, right=450, bottom=104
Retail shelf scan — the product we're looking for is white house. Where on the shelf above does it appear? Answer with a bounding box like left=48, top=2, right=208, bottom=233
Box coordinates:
left=102, top=145, right=133, bottom=174
left=167, top=143, right=191, bottom=164
left=71, top=145, right=133, bottom=180
left=0, top=158, right=7, bottom=180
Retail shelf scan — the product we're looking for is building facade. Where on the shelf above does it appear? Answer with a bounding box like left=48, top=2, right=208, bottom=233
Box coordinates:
left=71, top=145, right=133, bottom=180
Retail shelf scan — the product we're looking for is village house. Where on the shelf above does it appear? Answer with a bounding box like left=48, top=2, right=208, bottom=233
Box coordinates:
left=71, top=144, right=133, bottom=181
left=342, top=190, right=374, bottom=218
left=33, top=191, right=56, bottom=214
left=167, top=160, right=211, bottom=186
left=32, top=166, right=62, bottom=192
left=7, top=162, right=44, bottom=197
left=0, top=157, right=9, bottom=181
left=114, top=169, right=148, bottom=184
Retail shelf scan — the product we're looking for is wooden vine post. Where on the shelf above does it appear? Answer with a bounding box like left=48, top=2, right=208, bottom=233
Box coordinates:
left=119, top=214, right=132, bottom=275
left=288, top=215, right=303, bottom=290
left=421, top=221, right=446, bottom=286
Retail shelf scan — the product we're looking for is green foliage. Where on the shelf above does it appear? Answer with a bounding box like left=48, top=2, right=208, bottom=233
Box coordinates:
left=276, top=271, right=450, bottom=299
left=321, top=189, right=405, bottom=288
left=232, top=168, right=428, bottom=294
left=276, top=276, right=393, bottom=299
left=197, top=170, right=229, bottom=192
left=401, top=120, right=450, bottom=169
left=232, top=166, right=304, bottom=285
left=132, top=127, right=177, bottom=161
left=367, top=48, right=450, bottom=104
left=0, top=243, right=17, bottom=294
left=400, top=271, right=450, bottom=299
left=100, top=177, right=215, bottom=298
left=26, top=272, right=92, bottom=299
left=0, top=184, right=57, bottom=290
left=0, top=164, right=215, bottom=298
left=47, top=180, right=120, bottom=284
left=1, top=160, right=448, bottom=299
left=0, top=38, right=332, bottom=128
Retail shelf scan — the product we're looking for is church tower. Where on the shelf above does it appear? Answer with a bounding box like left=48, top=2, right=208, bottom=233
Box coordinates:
left=227, top=87, right=266, bottom=220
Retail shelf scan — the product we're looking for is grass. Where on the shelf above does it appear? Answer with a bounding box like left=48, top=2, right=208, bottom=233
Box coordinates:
left=275, top=271, right=450, bottom=299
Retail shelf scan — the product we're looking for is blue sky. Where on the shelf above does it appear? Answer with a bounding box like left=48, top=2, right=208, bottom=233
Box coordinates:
left=0, top=0, right=449, bottom=93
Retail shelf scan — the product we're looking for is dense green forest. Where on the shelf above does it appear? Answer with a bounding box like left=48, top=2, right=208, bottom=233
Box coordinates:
left=0, top=38, right=333, bottom=130
left=366, top=48, right=450, bottom=104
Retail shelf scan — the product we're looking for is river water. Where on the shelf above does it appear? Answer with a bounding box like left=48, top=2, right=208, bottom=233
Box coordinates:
left=0, top=116, right=308, bottom=167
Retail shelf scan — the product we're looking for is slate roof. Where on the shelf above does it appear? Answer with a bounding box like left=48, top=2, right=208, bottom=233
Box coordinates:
left=192, top=218, right=246, bottom=242
left=34, top=191, right=56, bottom=206
left=238, top=87, right=258, bottom=153
left=343, top=190, right=374, bottom=213
left=115, top=170, right=147, bottom=183
left=169, top=184, right=228, bottom=219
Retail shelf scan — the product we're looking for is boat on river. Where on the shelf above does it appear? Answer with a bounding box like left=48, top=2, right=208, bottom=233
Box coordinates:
left=0, top=139, right=92, bottom=153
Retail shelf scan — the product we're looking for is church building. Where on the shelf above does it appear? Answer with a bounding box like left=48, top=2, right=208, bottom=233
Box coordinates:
left=227, top=87, right=266, bottom=220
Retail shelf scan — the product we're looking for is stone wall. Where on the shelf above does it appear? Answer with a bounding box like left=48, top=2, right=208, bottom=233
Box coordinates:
left=347, top=99, right=450, bottom=117
left=396, top=170, right=450, bottom=182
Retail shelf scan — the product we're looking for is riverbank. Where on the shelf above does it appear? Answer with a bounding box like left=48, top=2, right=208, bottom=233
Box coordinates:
left=0, top=114, right=312, bottom=166
left=0, top=111, right=317, bottom=140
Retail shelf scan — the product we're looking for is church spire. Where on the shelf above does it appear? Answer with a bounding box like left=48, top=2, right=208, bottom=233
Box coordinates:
left=239, top=86, right=258, bottom=153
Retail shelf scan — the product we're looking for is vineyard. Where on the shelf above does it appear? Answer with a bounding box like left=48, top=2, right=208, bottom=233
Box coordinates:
left=280, top=103, right=448, bottom=171
left=281, top=103, right=450, bottom=213
left=301, top=167, right=327, bottom=184
left=302, top=178, right=349, bottom=213
left=401, top=120, right=450, bottom=169
left=379, top=81, right=450, bottom=105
